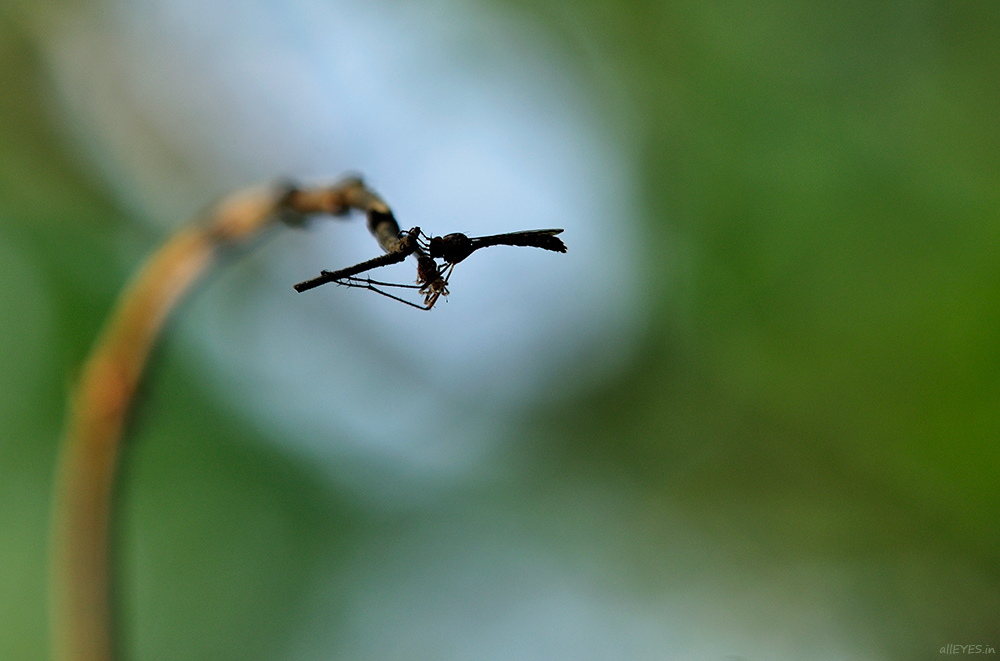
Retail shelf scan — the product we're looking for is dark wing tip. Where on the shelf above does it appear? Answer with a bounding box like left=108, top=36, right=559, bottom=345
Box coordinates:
left=538, top=229, right=565, bottom=252
left=520, top=229, right=566, bottom=253
left=540, top=231, right=566, bottom=253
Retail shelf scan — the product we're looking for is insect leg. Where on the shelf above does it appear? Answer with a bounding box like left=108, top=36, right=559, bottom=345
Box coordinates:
left=335, top=276, right=432, bottom=310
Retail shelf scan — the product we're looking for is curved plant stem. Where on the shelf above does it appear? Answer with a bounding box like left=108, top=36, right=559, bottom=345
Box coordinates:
left=49, top=177, right=395, bottom=661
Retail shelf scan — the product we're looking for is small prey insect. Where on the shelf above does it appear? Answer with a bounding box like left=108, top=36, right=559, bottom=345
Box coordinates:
left=294, top=227, right=566, bottom=310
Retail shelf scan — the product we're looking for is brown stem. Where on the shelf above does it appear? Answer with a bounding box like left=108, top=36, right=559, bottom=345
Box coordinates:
left=49, top=177, right=392, bottom=661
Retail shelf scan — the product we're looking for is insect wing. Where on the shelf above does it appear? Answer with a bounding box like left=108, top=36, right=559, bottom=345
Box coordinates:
left=469, top=229, right=566, bottom=253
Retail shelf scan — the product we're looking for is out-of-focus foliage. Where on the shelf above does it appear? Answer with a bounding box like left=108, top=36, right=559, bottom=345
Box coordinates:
left=2, top=1, right=999, bottom=660
left=527, top=0, right=1000, bottom=554
left=509, top=0, right=1000, bottom=539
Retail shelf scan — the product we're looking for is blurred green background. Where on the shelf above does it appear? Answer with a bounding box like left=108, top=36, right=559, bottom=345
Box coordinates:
left=2, top=1, right=999, bottom=659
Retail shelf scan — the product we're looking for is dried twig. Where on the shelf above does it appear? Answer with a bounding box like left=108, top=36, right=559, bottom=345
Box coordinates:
left=49, top=176, right=396, bottom=661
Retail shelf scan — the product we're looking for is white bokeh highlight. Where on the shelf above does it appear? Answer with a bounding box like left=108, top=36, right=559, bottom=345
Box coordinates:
left=40, top=0, right=643, bottom=500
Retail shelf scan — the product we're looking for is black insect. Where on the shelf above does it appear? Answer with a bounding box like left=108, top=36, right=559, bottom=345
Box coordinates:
left=294, top=228, right=566, bottom=310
